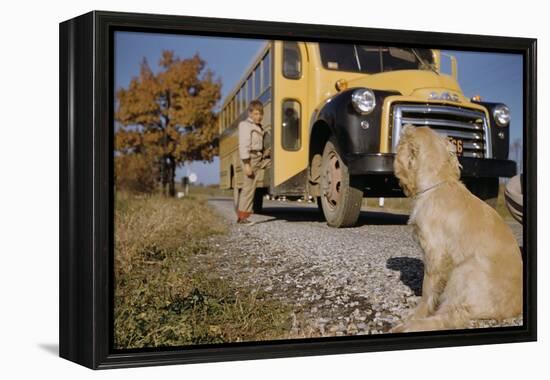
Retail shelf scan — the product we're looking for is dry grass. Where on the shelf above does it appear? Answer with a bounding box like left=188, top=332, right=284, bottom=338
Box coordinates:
left=114, top=192, right=291, bottom=349
left=175, top=183, right=232, bottom=198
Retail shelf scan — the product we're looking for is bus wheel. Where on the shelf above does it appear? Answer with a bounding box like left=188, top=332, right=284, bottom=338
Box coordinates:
left=316, top=196, right=324, bottom=215
left=320, top=138, right=363, bottom=227
left=252, top=189, right=264, bottom=213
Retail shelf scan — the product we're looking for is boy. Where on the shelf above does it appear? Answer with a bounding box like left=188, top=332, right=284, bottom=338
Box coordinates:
left=236, top=100, right=271, bottom=225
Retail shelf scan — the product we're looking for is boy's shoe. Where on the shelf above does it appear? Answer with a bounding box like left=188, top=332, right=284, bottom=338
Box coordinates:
left=237, top=218, right=255, bottom=226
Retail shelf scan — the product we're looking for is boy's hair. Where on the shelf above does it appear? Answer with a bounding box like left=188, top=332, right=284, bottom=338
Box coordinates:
left=247, top=100, right=264, bottom=114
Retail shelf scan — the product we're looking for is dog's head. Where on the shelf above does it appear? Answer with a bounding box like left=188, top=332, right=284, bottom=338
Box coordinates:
left=394, top=125, right=461, bottom=197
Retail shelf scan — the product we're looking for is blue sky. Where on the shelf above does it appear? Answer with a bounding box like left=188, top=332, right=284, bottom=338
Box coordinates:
left=115, top=32, right=523, bottom=185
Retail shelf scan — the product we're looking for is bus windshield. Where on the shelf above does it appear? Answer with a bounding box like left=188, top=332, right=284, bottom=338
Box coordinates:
left=319, top=44, right=436, bottom=74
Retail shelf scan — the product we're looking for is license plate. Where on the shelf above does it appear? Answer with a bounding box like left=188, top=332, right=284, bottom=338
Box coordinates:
left=448, top=137, right=464, bottom=156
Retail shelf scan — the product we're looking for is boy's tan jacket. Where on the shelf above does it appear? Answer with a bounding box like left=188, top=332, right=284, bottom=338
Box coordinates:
left=238, top=117, right=265, bottom=160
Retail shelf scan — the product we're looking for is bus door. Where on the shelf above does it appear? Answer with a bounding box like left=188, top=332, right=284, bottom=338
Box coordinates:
left=272, top=40, right=309, bottom=195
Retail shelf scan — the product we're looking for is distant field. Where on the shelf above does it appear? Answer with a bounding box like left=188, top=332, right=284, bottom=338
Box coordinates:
left=177, top=183, right=232, bottom=197
left=182, top=182, right=513, bottom=221
left=363, top=184, right=514, bottom=220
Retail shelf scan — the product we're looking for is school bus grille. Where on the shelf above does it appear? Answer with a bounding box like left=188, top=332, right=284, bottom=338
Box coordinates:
left=391, top=104, right=492, bottom=159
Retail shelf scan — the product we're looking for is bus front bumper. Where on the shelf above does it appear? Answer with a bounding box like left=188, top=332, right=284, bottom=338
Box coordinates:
left=346, top=153, right=517, bottom=178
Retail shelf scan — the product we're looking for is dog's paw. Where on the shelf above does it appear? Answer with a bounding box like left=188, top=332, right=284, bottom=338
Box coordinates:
left=390, top=323, right=407, bottom=333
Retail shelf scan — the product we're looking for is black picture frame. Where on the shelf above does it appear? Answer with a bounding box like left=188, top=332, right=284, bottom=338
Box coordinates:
left=59, top=10, right=537, bottom=370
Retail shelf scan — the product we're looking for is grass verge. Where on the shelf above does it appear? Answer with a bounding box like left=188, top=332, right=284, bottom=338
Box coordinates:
left=114, top=191, right=291, bottom=349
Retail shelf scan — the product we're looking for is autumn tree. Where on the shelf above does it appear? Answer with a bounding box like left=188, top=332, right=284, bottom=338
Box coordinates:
left=115, top=50, right=221, bottom=196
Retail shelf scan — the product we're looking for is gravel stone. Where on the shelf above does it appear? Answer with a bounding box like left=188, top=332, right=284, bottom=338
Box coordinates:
left=188, top=198, right=524, bottom=339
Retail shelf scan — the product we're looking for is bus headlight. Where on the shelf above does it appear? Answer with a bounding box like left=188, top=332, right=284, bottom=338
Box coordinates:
left=493, top=104, right=510, bottom=126
left=351, top=88, right=376, bottom=115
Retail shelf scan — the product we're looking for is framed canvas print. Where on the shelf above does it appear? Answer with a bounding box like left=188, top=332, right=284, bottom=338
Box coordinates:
left=59, top=10, right=537, bottom=369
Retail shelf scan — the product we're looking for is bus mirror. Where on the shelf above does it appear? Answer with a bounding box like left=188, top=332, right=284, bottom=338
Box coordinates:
left=441, top=53, right=458, bottom=80
left=450, top=55, right=458, bottom=80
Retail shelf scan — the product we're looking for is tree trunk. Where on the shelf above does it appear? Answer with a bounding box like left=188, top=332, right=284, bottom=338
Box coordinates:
left=168, top=156, right=176, bottom=197
left=161, top=156, right=170, bottom=196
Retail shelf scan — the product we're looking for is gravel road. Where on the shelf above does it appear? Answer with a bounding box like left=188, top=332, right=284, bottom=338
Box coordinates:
left=194, top=197, right=523, bottom=338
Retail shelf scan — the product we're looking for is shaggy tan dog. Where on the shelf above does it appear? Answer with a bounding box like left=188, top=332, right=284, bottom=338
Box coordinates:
left=391, top=125, right=522, bottom=333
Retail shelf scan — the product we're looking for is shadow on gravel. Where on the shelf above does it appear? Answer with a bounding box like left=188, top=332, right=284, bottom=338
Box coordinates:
left=208, top=197, right=409, bottom=226
left=259, top=207, right=325, bottom=222
left=355, top=210, right=409, bottom=226
left=386, top=257, right=424, bottom=296
left=258, top=207, right=409, bottom=226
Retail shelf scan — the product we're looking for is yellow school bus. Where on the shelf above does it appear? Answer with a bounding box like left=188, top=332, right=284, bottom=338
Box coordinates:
left=218, top=41, right=516, bottom=227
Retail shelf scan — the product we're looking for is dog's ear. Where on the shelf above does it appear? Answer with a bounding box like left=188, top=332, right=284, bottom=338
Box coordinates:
left=407, top=141, right=419, bottom=170
left=445, top=138, right=462, bottom=179
left=394, top=126, right=420, bottom=196
left=445, top=138, right=457, bottom=157
left=401, top=124, right=416, bottom=139
left=399, top=125, right=419, bottom=166
left=402, top=127, right=419, bottom=165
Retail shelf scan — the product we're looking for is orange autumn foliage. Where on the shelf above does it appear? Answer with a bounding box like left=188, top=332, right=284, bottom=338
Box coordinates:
left=115, top=50, right=222, bottom=195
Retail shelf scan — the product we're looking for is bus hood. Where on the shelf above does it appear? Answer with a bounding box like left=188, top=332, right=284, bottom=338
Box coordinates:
left=346, top=70, right=463, bottom=98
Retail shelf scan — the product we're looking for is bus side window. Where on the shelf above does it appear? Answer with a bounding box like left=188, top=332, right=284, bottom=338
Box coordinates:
left=283, top=42, right=301, bottom=79
left=263, top=51, right=271, bottom=89
left=240, top=84, right=246, bottom=114
left=282, top=100, right=301, bottom=151
left=254, top=64, right=261, bottom=98
left=247, top=75, right=253, bottom=103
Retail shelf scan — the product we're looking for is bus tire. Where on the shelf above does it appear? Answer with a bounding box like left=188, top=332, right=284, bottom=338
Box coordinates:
left=320, top=138, right=363, bottom=227
left=316, top=196, right=324, bottom=215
